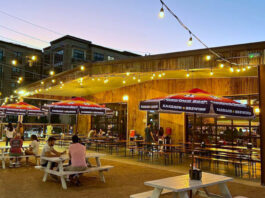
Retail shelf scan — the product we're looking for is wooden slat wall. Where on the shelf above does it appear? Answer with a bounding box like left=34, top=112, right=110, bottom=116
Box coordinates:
left=83, top=77, right=258, bottom=142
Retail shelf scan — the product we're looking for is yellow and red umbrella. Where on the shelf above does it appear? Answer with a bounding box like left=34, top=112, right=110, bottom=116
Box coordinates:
left=43, top=97, right=111, bottom=115
left=0, top=102, right=44, bottom=116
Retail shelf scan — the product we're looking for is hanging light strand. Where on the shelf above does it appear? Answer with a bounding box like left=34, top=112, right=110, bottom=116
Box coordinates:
left=159, top=0, right=239, bottom=66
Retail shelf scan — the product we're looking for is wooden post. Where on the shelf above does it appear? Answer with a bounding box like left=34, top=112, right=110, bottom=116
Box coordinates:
left=258, top=65, right=265, bottom=185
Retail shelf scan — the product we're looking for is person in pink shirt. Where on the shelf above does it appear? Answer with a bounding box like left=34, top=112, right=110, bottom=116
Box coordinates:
left=65, top=135, right=87, bottom=185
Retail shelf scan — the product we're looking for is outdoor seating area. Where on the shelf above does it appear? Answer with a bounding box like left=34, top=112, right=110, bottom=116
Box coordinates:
left=1, top=1, right=265, bottom=197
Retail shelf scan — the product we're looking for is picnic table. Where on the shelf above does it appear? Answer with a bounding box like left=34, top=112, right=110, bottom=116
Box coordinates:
left=0, top=145, right=30, bottom=169
left=40, top=153, right=113, bottom=189
left=143, top=172, right=233, bottom=198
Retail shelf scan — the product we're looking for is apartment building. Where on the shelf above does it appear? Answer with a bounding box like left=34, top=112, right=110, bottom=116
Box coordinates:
left=0, top=40, right=43, bottom=98
left=43, top=35, right=139, bottom=75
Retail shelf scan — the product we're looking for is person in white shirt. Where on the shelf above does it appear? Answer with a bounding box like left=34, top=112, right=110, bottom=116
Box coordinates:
left=40, top=137, right=66, bottom=169
left=25, top=135, right=40, bottom=165
left=5, top=123, right=15, bottom=147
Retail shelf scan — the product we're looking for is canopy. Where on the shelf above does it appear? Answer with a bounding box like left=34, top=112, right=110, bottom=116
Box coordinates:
left=43, top=97, right=111, bottom=115
left=139, top=88, right=254, bottom=119
left=0, top=102, right=44, bottom=116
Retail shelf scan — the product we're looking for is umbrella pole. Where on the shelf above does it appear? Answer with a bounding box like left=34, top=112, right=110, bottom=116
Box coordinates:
left=192, top=113, right=196, bottom=170
left=75, top=113, right=79, bottom=134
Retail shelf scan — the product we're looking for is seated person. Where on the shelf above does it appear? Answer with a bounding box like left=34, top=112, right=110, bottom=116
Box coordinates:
left=25, top=135, right=40, bottom=165
left=87, top=128, right=96, bottom=139
left=40, top=137, right=66, bottom=169
left=65, top=135, right=87, bottom=185
left=9, top=133, right=23, bottom=167
left=98, top=129, right=106, bottom=137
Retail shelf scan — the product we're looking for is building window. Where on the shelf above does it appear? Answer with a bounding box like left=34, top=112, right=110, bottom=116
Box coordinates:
left=0, top=50, right=3, bottom=61
left=107, top=56, right=115, bottom=61
left=11, top=82, right=16, bottom=88
left=14, top=51, right=23, bottom=64
left=73, top=49, right=85, bottom=61
left=12, top=67, right=20, bottom=73
left=53, top=50, right=64, bottom=67
left=93, top=52, right=104, bottom=61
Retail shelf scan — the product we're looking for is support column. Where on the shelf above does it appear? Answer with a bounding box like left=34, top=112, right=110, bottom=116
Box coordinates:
left=258, top=65, right=265, bottom=185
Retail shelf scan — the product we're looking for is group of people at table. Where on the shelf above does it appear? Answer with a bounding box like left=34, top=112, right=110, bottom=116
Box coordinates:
left=4, top=122, right=90, bottom=185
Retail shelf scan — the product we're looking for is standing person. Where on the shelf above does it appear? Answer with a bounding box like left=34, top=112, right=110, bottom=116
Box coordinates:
left=25, top=135, right=40, bottom=165
left=5, top=123, right=15, bottom=147
left=145, top=123, right=155, bottom=152
left=46, top=124, right=53, bottom=141
left=40, top=137, right=66, bottom=169
left=17, top=123, right=24, bottom=141
left=65, top=135, right=87, bottom=185
left=9, top=133, right=23, bottom=167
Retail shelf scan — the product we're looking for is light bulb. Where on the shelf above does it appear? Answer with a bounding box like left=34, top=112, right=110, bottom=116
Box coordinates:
left=41, top=81, right=44, bottom=85
left=186, top=73, right=190, bottom=77
left=31, top=56, right=37, bottom=61
left=12, top=60, right=17, bottom=65
left=123, top=80, right=126, bottom=84
left=247, top=66, right=251, bottom=69
left=242, top=67, right=246, bottom=72
left=133, top=76, right=136, bottom=80
left=126, top=72, right=130, bottom=76
left=187, top=37, right=192, bottom=46
left=153, top=73, right=156, bottom=77
left=158, top=74, right=162, bottom=78
left=230, top=67, right=234, bottom=72
left=205, top=55, right=211, bottom=61
left=162, top=72, right=165, bottom=76
left=80, top=65, right=85, bottom=71
left=220, top=64, right=224, bottom=68
left=159, top=7, right=165, bottom=18
left=151, top=76, right=154, bottom=80
left=236, top=68, right=241, bottom=73
left=138, top=79, right=141, bottom=82
left=50, top=71, right=54, bottom=76
left=210, top=71, right=213, bottom=76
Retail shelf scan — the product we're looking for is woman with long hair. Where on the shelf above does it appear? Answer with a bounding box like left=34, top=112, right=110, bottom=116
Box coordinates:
left=5, top=123, right=15, bottom=147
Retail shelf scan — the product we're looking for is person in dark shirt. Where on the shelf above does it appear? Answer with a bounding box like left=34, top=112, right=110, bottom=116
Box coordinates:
left=145, top=123, right=155, bottom=143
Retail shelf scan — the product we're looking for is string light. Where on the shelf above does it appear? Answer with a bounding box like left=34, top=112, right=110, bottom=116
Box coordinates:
left=80, top=65, right=85, bottom=71
left=126, top=72, right=130, bottom=76
left=186, top=71, right=190, bottom=77
left=158, top=74, right=162, bottom=78
left=219, top=64, right=224, bottom=68
left=60, top=81, right=63, bottom=84
left=187, top=31, right=192, bottom=46
left=18, top=77, right=23, bottom=81
left=242, top=67, right=246, bottom=72
left=162, top=72, right=165, bottom=76
left=152, top=73, right=156, bottom=77
left=41, top=81, right=44, bottom=85
left=92, top=78, right=95, bottom=81
left=104, top=79, right=109, bottom=84
left=230, top=67, right=234, bottom=73
left=247, top=66, right=251, bottom=69
left=133, top=76, right=136, bottom=80
left=210, top=70, right=213, bottom=76
left=52, top=79, right=56, bottom=83
left=123, top=80, right=126, bottom=84
left=151, top=76, right=154, bottom=80
left=159, top=0, right=242, bottom=67
left=236, top=68, right=241, bottom=73
left=159, top=5, right=165, bottom=18
left=138, top=79, right=141, bottom=83
left=97, top=78, right=101, bottom=81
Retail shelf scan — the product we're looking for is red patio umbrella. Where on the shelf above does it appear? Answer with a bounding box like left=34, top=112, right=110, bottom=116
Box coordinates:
left=0, top=102, right=44, bottom=116
left=42, top=97, right=112, bottom=133
left=139, top=88, right=254, bottom=179
left=140, top=88, right=254, bottom=118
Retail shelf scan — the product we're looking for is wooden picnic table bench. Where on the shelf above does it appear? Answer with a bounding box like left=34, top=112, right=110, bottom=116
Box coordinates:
left=39, top=153, right=113, bottom=189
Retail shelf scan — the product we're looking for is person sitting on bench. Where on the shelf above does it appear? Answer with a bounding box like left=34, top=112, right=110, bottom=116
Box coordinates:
left=40, top=137, right=66, bottom=170
left=25, top=135, right=40, bottom=165
left=64, top=135, right=87, bottom=186
left=9, top=133, right=23, bottom=168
